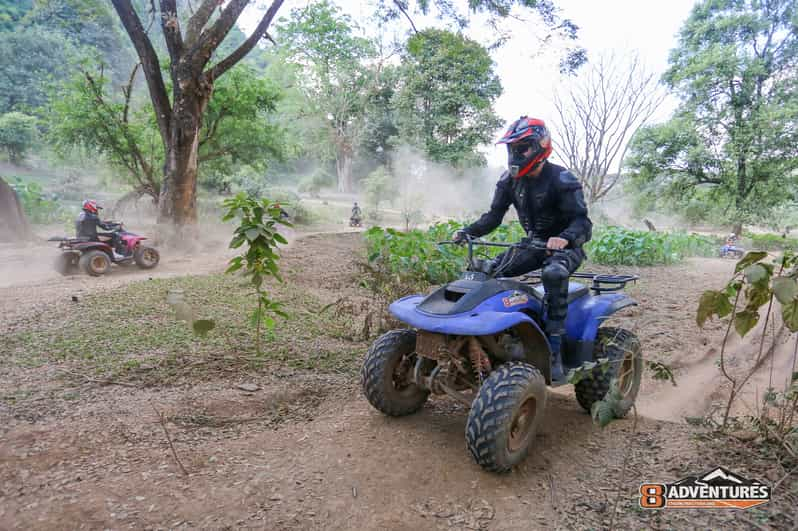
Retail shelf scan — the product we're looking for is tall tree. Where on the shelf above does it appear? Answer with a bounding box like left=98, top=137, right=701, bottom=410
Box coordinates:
left=109, top=0, right=284, bottom=228
left=628, top=0, right=798, bottom=228
left=552, top=54, right=664, bottom=204
left=275, top=0, right=376, bottom=193
left=394, top=29, right=502, bottom=167
left=108, top=0, right=578, bottom=225
left=49, top=63, right=284, bottom=203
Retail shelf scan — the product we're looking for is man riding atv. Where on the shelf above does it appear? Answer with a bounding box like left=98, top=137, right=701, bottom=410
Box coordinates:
left=453, top=116, right=592, bottom=382
left=76, top=200, right=127, bottom=260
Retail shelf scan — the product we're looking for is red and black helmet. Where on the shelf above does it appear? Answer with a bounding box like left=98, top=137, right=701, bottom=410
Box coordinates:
left=82, top=199, right=102, bottom=214
left=497, top=116, right=552, bottom=178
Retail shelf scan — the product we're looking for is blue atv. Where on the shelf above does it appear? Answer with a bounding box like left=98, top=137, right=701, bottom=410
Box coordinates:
left=361, top=237, right=643, bottom=473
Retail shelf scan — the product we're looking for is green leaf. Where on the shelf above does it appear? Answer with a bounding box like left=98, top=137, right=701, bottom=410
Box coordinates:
left=735, top=251, right=768, bottom=273
left=591, top=399, right=615, bottom=428
left=245, top=228, right=260, bottom=241
left=744, top=264, right=767, bottom=284
left=734, top=309, right=759, bottom=337
left=782, top=299, right=798, bottom=333
left=697, top=290, right=733, bottom=326
left=773, top=277, right=798, bottom=305
left=192, top=319, right=216, bottom=338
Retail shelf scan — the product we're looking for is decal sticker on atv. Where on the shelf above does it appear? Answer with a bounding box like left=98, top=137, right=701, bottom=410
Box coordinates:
left=502, top=292, right=528, bottom=307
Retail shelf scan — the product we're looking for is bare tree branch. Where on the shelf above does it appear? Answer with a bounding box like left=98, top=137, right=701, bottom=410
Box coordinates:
left=191, top=0, right=252, bottom=70
left=185, top=0, right=219, bottom=48
left=205, top=0, right=284, bottom=81
left=111, top=0, right=172, bottom=144
left=552, top=52, right=665, bottom=203
left=159, top=0, right=184, bottom=61
left=393, top=0, right=418, bottom=33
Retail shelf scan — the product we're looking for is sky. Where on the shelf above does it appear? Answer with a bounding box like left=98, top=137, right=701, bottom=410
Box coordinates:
left=241, top=0, right=700, bottom=167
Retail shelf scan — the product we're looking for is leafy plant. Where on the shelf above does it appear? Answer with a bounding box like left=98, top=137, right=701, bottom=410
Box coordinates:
left=0, top=112, right=38, bottom=164
left=697, top=250, right=798, bottom=447
left=223, top=192, right=290, bottom=356
left=8, top=177, right=65, bottom=224
left=585, top=226, right=717, bottom=266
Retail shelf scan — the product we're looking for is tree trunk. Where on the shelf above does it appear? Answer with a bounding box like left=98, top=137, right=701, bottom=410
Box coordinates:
left=0, top=177, right=32, bottom=242
left=157, top=83, right=209, bottom=227
left=336, top=146, right=353, bottom=193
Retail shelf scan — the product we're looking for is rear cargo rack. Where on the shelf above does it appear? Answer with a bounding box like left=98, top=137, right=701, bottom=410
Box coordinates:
left=516, top=271, right=638, bottom=295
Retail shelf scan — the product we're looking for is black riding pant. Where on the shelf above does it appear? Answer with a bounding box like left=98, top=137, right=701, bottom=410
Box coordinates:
left=491, top=247, right=585, bottom=335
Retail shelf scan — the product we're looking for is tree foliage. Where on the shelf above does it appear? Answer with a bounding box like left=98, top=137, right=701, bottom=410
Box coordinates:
left=627, top=0, right=798, bottom=226
left=275, top=0, right=377, bottom=193
left=0, top=26, right=79, bottom=112
left=0, top=112, right=38, bottom=164
left=394, top=29, right=502, bottom=167
left=49, top=64, right=285, bottom=202
left=374, top=0, right=586, bottom=73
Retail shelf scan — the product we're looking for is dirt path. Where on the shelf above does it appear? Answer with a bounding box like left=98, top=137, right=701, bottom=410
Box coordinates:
left=1, top=234, right=794, bottom=530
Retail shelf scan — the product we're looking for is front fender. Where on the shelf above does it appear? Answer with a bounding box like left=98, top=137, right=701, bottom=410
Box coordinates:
left=566, top=293, right=638, bottom=342
left=389, top=295, right=544, bottom=336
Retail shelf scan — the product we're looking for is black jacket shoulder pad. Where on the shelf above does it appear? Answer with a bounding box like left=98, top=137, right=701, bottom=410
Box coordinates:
left=557, top=170, right=581, bottom=190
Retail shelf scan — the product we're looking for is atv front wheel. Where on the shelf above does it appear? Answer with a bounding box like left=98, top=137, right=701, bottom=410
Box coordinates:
left=79, top=250, right=111, bottom=276
left=466, top=362, right=547, bottom=473
left=54, top=253, right=78, bottom=276
left=361, top=329, right=430, bottom=416
left=134, top=246, right=160, bottom=269
left=574, top=327, right=642, bottom=416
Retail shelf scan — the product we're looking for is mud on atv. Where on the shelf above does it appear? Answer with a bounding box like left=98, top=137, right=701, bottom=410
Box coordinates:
left=361, top=237, right=642, bottom=473
left=49, top=222, right=160, bottom=277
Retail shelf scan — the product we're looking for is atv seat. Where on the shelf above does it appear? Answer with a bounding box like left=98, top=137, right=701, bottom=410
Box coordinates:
left=529, top=281, right=590, bottom=304
left=48, top=236, right=90, bottom=242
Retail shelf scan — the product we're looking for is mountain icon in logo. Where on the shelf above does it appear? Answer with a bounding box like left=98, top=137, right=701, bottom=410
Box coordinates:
left=669, top=466, right=763, bottom=488
left=698, top=467, right=745, bottom=486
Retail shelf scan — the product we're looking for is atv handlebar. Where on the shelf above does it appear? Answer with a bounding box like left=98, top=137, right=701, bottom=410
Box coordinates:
left=437, top=236, right=565, bottom=277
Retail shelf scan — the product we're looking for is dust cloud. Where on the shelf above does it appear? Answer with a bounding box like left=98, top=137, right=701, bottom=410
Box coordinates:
left=388, top=145, right=506, bottom=225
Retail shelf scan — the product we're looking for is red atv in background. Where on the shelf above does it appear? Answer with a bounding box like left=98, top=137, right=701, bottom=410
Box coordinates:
left=49, top=222, right=160, bottom=276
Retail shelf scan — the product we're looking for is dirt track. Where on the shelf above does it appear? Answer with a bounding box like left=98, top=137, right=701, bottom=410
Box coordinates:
left=1, top=231, right=795, bottom=529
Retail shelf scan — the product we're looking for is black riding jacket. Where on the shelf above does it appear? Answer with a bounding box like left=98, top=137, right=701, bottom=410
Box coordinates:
left=464, top=161, right=592, bottom=246
left=75, top=211, right=113, bottom=240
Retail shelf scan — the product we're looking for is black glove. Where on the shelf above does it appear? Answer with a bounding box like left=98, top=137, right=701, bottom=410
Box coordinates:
left=452, top=230, right=469, bottom=245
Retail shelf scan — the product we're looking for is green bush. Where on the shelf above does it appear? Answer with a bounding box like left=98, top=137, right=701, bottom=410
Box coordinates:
left=743, top=231, right=798, bottom=251
left=364, top=221, right=526, bottom=284
left=365, top=223, right=720, bottom=284
left=8, top=177, right=67, bottom=224
left=585, top=226, right=717, bottom=266
left=0, top=112, right=38, bottom=164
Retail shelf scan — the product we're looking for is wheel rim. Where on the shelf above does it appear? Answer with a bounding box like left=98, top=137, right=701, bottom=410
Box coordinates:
left=507, top=396, right=537, bottom=453
left=616, top=349, right=637, bottom=397
left=391, top=351, right=417, bottom=396
left=91, top=255, right=106, bottom=271
left=141, top=249, right=157, bottom=266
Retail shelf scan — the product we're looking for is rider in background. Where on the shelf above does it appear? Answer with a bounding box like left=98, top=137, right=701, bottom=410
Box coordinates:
left=76, top=200, right=124, bottom=257
left=351, top=202, right=362, bottom=224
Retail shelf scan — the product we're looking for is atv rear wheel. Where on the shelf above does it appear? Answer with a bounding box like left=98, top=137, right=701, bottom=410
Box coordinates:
left=466, top=362, right=547, bottom=473
left=574, top=327, right=642, bottom=416
left=134, top=246, right=159, bottom=269
left=361, top=329, right=431, bottom=416
left=79, top=250, right=111, bottom=276
left=54, top=253, right=78, bottom=276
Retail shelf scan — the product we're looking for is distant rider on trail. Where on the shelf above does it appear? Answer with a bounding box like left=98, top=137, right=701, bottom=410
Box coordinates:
left=351, top=202, right=362, bottom=223
left=453, top=116, right=593, bottom=382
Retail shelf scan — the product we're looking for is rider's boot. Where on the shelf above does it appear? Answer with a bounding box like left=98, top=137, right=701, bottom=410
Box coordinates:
left=548, top=333, right=565, bottom=382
